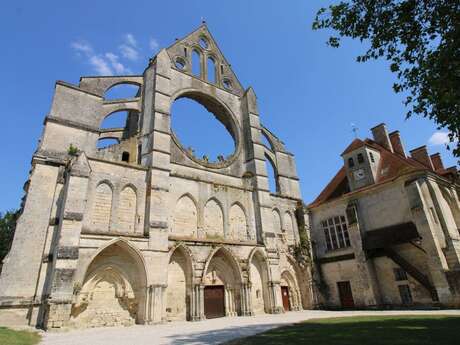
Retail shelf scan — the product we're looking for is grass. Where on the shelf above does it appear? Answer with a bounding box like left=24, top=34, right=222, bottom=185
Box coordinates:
left=224, top=315, right=460, bottom=345
left=0, top=327, right=41, bottom=345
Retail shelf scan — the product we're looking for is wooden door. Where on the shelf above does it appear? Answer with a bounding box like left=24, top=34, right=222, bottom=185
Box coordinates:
left=281, top=286, right=290, bottom=311
left=204, top=286, right=225, bottom=319
left=337, top=281, right=355, bottom=308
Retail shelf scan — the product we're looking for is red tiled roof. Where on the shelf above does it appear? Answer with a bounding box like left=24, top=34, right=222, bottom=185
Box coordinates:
left=309, top=138, right=455, bottom=208
left=341, top=138, right=366, bottom=156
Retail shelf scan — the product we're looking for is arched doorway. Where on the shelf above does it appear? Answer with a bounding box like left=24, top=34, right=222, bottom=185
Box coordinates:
left=249, top=250, right=270, bottom=314
left=166, top=245, right=193, bottom=321
left=280, top=270, right=301, bottom=312
left=70, top=240, right=147, bottom=328
left=202, top=248, right=242, bottom=318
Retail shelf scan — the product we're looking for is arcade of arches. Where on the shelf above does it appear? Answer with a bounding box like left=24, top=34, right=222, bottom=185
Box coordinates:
left=69, top=242, right=308, bottom=328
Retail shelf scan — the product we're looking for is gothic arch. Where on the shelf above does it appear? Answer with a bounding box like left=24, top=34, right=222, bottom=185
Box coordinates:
left=228, top=202, right=248, bottom=241
left=203, top=197, right=224, bottom=237
left=103, top=82, right=141, bottom=99
left=201, top=246, right=243, bottom=285
left=71, top=239, right=147, bottom=327
left=99, top=106, right=140, bottom=128
left=247, top=248, right=270, bottom=314
left=201, top=246, right=243, bottom=317
left=168, top=243, right=196, bottom=278
left=91, top=181, right=114, bottom=231
left=117, top=185, right=137, bottom=233
left=283, top=211, right=295, bottom=243
left=173, top=194, right=198, bottom=236
left=272, top=208, right=282, bottom=233
left=81, top=238, right=147, bottom=283
left=280, top=254, right=303, bottom=311
left=166, top=244, right=194, bottom=321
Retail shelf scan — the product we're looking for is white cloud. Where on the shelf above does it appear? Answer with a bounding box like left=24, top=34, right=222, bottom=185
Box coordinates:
left=428, top=132, right=450, bottom=146
left=123, top=33, right=137, bottom=47
left=71, top=40, right=93, bottom=56
left=71, top=33, right=155, bottom=75
left=89, top=55, right=113, bottom=75
left=119, top=44, right=139, bottom=61
left=105, top=52, right=131, bottom=74
left=149, top=37, right=159, bottom=52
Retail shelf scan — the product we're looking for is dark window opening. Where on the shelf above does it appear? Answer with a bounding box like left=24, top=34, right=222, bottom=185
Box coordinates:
left=357, top=153, right=364, bottom=164
left=220, top=65, right=224, bottom=74
left=184, top=47, right=188, bottom=57
left=398, top=284, right=413, bottom=304
left=137, top=144, right=142, bottom=164
left=348, top=157, right=355, bottom=168
left=122, top=151, right=130, bottom=162
left=394, top=268, right=408, bottom=281
left=369, top=152, right=375, bottom=163
left=321, top=216, right=351, bottom=251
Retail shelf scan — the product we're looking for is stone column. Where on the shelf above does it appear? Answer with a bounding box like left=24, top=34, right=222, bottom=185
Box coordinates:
left=241, top=88, right=274, bottom=245
left=191, top=284, right=205, bottom=321
left=268, top=281, right=284, bottom=314
left=145, top=284, right=166, bottom=324
left=45, top=153, right=91, bottom=329
left=240, top=283, right=253, bottom=316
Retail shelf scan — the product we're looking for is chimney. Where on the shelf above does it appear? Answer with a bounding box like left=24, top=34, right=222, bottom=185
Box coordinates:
left=389, top=131, right=406, bottom=157
left=430, top=153, right=444, bottom=171
left=410, top=146, right=434, bottom=170
left=371, top=123, right=393, bottom=152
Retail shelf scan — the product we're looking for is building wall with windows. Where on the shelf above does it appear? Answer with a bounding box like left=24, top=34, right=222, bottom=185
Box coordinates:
left=308, top=124, right=460, bottom=309
left=0, top=25, right=313, bottom=329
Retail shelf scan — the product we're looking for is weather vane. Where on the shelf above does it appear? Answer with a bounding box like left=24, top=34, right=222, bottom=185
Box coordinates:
left=351, top=123, right=359, bottom=138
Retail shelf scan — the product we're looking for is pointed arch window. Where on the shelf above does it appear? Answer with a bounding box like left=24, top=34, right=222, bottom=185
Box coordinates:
left=192, top=50, right=201, bottom=77
left=265, top=155, right=279, bottom=193
left=207, top=57, right=216, bottom=83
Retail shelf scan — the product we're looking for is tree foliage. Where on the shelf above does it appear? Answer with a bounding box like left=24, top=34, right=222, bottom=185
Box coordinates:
left=0, top=210, right=19, bottom=263
left=313, top=0, right=460, bottom=156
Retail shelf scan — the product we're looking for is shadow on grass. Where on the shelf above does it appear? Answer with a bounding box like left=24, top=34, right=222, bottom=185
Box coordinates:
left=219, top=316, right=460, bottom=345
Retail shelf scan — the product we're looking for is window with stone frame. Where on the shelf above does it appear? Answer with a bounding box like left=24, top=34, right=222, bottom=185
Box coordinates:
left=393, top=267, right=408, bottom=281
left=348, top=157, right=355, bottom=168
left=321, top=215, right=351, bottom=251
left=398, top=284, right=413, bottom=304
left=357, top=153, right=364, bottom=164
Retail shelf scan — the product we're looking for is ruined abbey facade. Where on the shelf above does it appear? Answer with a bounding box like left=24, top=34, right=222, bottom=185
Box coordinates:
left=0, top=25, right=312, bottom=328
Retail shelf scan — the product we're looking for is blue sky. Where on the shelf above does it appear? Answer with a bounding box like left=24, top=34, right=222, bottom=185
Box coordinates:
left=0, top=0, right=456, bottom=211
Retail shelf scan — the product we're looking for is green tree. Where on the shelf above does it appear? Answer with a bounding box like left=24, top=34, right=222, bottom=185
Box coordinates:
left=0, top=210, right=19, bottom=263
left=313, top=0, right=460, bottom=156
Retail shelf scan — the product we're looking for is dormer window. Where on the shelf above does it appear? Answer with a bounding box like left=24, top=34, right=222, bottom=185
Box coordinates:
left=348, top=157, right=355, bottom=168
left=357, top=153, right=364, bottom=164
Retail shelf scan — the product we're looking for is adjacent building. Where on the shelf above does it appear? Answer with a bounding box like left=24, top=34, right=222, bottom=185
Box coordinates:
left=308, top=123, right=460, bottom=308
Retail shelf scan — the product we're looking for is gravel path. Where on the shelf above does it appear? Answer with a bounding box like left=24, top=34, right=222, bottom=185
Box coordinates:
left=40, top=309, right=460, bottom=345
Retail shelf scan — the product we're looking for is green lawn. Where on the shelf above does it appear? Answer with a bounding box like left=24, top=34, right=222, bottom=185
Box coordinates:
left=225, top=315, right=460, bottom=345
left=0, top=327, right=41, bottom=345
